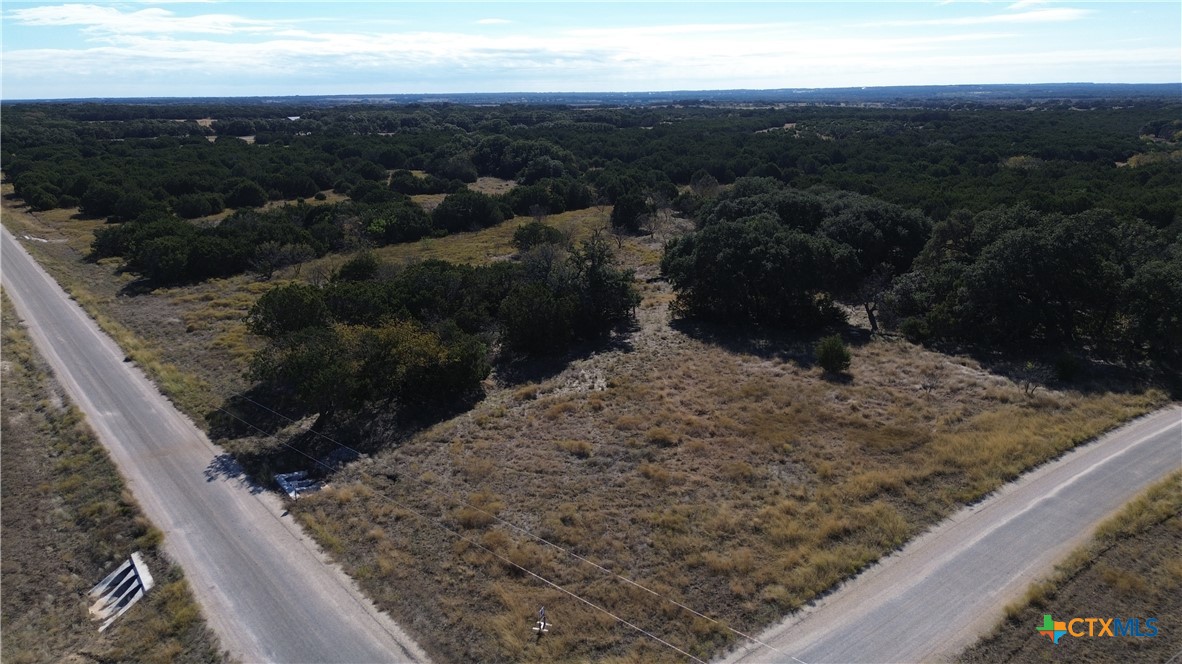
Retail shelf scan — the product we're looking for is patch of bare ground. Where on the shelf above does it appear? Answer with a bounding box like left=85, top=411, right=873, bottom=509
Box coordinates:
left=470, top=176, right=518, bottom=196
left=959, top=471, right=1182, bottom=663
left=410, top=192, right=448, bottom=213
left=0, top=292, right=227, bottom=664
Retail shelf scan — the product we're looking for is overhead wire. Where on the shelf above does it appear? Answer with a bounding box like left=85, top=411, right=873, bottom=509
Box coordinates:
left=225, top=391, right=805, bottom=664
left=214, top=403, right=708, bottom=664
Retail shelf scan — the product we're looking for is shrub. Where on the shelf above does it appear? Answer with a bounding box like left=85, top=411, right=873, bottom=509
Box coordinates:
left=499, top=283, right=576, bottom=354
left=816, top=334, right=851, bottom=373
left=610, top=192, right=647, bottom=232
left=897, top=315, right=928, bottom=343
left=557, top=439, right=593, bottom=458
left=225, top=179, right=267, bottom=208
left=645, top=427, right=679, bottom=447
left=513, top=220, right=566, bottom=252
left=246, top=284, right=330, bottom=338
left=334, top=252, right=381, bottom=282
left=431, top=189, right=505, bottom=233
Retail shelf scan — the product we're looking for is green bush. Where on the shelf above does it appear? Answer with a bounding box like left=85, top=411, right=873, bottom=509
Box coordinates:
left=431, top=190, right=505, bottom=233
left=898, top=317, right=929, bottom=344
left=513, top=220, right=566, bottom=252
left=816, top=335, right=851, bottom=373
left=246, top=284, right=330, bottom=339
left=499, top=283, right=576, bottom=354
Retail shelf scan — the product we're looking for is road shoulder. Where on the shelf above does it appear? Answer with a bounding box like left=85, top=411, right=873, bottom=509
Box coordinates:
left=1, top=290, right=228, bottom=663
left=958, top=470, right=1182, bottom=663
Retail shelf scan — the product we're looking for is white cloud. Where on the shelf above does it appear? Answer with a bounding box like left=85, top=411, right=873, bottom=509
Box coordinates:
left=1007, top=0, right=1051, bottom=9
left=6, top=3, right=279, bottom=35
left=866, top=7, right=1092, bottom=27
left=0, top=23, right=1023, bottom=85
left=2, top=3, right=1175, bottom=98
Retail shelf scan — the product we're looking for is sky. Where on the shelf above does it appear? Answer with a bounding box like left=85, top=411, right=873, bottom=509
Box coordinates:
left=2, top=1, right=1179, bottom=100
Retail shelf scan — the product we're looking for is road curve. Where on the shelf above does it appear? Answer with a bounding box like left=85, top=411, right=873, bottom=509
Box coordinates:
left=2, top=226, right=430, bottom=664
left=721, top=405, right=1181, bottom=664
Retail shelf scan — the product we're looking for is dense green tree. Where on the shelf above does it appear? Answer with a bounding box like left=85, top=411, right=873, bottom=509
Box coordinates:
left=80, top=183, right=122, bottom=218
left=1124, top=253, right=1182, bottom=369
left=225, top=179, right=268, bottom=208
left=173, top=193, right=213, bottom=219
left=431, top=189, right=505, bottom=232
left=246, top=284, right=330, bottom=338
left=662, top=214, right=855, bottom=329
left=249, top=326, right=356, bottom=426
left=888, top=205, right=1163, bottom=353
left=513, top=220, right=567, bottom=252
left=363, top=201, right=433, bottom=245
left=132, top=235, right=191, bottom=283
left=569, top=232, right=641, bottom=335
left=335, top=252, right=381, bottom=282
left=112, top=192, right=154, bottom=222
left=499, top=282, right=577, bottom=354
left=610, top=193, right=648, bottom=233
left=23, top=187, right=58, bottom=211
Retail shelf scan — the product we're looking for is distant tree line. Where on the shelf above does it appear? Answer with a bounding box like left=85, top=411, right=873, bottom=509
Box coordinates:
left=7, top=100, right=1179, bottom=227
left=3, top=99, right=1178, bottom=375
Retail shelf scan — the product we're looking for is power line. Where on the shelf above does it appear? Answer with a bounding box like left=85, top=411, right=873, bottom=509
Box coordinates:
left=228, top=392, right=804, bottom=664
left=214, top=404, right=708, bottom=663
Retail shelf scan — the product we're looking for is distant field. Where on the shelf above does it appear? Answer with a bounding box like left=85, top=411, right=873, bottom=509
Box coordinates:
left=2, top=187, right=1167, bottom=662
left=0, top=292, right=225, bottom=664
left=959, top=471, right=1181, bottom=663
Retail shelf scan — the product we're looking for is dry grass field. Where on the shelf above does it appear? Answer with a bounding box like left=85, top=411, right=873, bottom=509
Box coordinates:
left=0, top=293, right=227, bottom=664
left=279, top=299, right=1161, bottom=662
left=959, top=471, right=1181, bottom=663
left=1, top=188, right=1168, bottom=662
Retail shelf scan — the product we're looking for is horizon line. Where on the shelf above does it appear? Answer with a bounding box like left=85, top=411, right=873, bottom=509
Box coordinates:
left=4, top=81, right=1180, bottom=103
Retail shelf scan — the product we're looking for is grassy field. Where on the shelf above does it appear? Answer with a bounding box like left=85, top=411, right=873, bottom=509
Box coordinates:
left=959, top=471, right=1182, bottom=663
left=0, top=292, right=227, bottom=664
left=280, top=307, right=1161, bottom=662
left=2, top=188, right=1169, bottom=662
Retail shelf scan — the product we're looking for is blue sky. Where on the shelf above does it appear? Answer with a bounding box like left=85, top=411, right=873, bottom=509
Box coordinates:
left=2, top=1, right=1179, bottom=99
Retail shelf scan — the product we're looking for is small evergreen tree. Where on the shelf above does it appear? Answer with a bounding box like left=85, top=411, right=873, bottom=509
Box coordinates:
left=816, top=335, right=851, bottom=373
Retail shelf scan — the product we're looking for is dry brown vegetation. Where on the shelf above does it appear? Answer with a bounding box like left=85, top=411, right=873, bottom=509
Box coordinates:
left=1, top=186, right=252, bottom=419
left=470, top=176, right=518, bottom=196
left=959, top=471, right=1182, bottom=663
left=283, top=301, right=1160, bottom=661
left=3, top=190, right=1169, bottom=662
left=0, top=292, right=226, bottom=664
